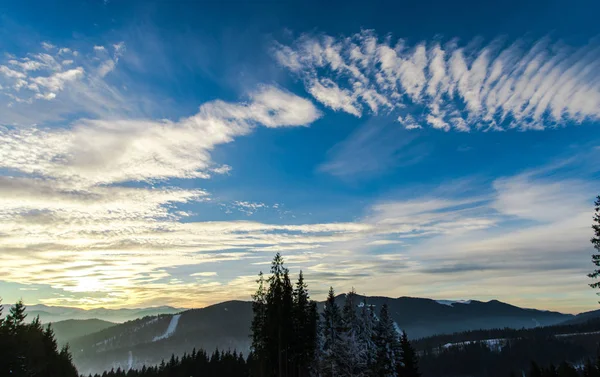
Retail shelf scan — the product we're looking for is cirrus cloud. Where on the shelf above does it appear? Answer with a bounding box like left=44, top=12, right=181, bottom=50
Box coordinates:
left=274, top=31, right=600, bottom=131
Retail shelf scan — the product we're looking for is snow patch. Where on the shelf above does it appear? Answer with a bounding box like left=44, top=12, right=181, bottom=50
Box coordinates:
left=436, top=300, right=472, bottom=307
left=556, top=330, right=600, bottom=337
left=153, top=314, right=181, bottom=342
left=393, top=321, right=403, bottom=336
left=443, top=338, right=505, bottom=352
left=127, top=351, right=133, bottom=371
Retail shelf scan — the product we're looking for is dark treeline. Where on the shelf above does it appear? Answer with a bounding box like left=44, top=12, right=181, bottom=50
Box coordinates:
left=418, top=333, right=600, bottom=377
left=0, top=300, right=79, bottom=377
left=524, top=359, right=600, bottom=377
left=413, top=318, right=600, bottom=350
left=87, top=348, right=249, bottom=377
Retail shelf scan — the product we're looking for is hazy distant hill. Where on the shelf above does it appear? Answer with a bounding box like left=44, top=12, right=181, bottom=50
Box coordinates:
left=50, top=319, right=116, bottom=346
left=68, top=296, right=572, bottom=375
left=0, top=304, right=181, bottom=323
left=558, top=308, right=600, bottom=325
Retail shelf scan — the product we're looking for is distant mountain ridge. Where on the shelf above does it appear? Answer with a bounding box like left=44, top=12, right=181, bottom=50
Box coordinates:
left=50, top=319, right=117, bottom=346
left=0, top=304, right=181, bottom=323
left=66, top=296, right=574, bottom=375
left=558, top=308, right=600, bottom=325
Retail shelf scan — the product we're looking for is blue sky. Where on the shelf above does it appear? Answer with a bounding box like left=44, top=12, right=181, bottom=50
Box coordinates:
left=0, top=0, right=599, bottom=313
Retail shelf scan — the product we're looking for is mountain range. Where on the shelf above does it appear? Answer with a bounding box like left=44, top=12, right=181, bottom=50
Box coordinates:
left=0, top=304, right=181, bottom=323
left=56, top=295, right=590, bottom=375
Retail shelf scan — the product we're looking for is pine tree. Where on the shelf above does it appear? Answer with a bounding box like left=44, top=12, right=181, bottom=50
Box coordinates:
left=293, top=271, right=318, bottom=377
left=266, top=253, right=286, bottom=377
left=261, top=253, right=296, bottom=377
left=590, top=196, right=600, bottom=293
left=6, top=299, right=27, bottom=334
left=398, top=331, right=420, bottom=377
left=340, top=289, right=366, bottom=377
left=557, top=361, right=578, bottom=377
left=307, top=300, right=320, bottom=376
left=545, top=364, right=558, bottom=377
left=583, top=356, right=600, bottom=377
left=282, top=267, right=295, bottom=376
left=530, top=361, right=543, bottom=377
left=358, top=299, right=377, bottom=375
left=251, top=271, right=268, bottom=376
left=375, top=303, right=399, bottom=377
left=321, top=287, right=343, bottom=377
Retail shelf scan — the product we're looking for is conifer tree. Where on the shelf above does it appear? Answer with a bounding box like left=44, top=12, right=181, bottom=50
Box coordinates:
left=340, top=289, right=366, bottom=377
left=281, top=267, right=295, bottom=376
left=251, top=271, right=268, bottom=376
left=375, top=303, right=400, bottom=377
left=293, top=271, right=318, bottom=377
left=321, top=287, right=343, bottom=377
left=358, top=299, right=377, bottom=375
left=583, top=357, right=600, bottom=377
left=590, top=196, right=600, bottom=293
left=255, top=253, right=297, bottom=377
left=266, top=253, right=286, bottom=376
left=6, top=299, right=27, bottom=333
left=529, top=361, right=543, bottom=377
left=398, top=331, right=420, bottom=377
left=307, top=300, right=320, bottom=375
left=557, top=362, right=578, bottom=377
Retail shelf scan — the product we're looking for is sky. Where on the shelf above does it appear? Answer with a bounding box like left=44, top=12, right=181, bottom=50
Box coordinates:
left=0, top=0, right=599, bottom=313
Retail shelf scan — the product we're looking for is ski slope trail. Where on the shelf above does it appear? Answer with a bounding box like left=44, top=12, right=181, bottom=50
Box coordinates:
left=153, top=314, right=181, bottom=342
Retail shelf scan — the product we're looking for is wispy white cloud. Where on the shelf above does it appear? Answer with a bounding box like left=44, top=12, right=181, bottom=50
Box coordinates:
left=31, top=67, right=85, bottom=92
left=275, top=31, right=600, bottom=131
left=230, top=201, right=269, bottom=215
left=0, top=65, right=26, bottom=79
left=0, top=85, right=320, bottom=185
left=307, top=78, right=362, bottom=116
left=319, top=117, right=429, bottom=178
left=41, top=42, right=55, bottom=51
left=190, top=272, right=218, bottom=277
left=0, top=42, right=128, bottom=124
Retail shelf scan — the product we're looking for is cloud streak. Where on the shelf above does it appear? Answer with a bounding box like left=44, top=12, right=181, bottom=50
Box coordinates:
left=275, top=31, right=600, bottom=131
left=0, top=85, right=321, bottom=185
